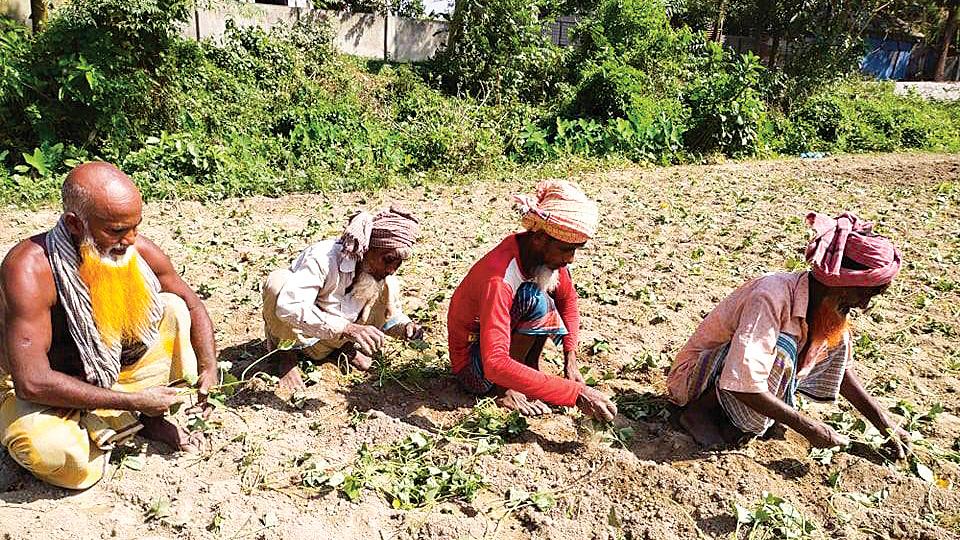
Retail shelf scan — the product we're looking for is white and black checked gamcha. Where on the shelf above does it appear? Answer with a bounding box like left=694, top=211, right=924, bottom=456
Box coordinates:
left=44, top=218, right=164, bottom=388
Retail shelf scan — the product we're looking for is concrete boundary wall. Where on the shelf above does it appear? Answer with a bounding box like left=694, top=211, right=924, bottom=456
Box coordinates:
left=177, top=5, right=448, bottom=62
left=5, top=0, right=446, bottom=61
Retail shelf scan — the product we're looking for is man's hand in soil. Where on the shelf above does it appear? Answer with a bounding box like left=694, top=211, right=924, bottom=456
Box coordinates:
left=577, top=386, right=617, bottom=422
left=840, top=368, right=911, bottom=460
left=879, top=422, right=913, bottom=460
left=730, top=390, right=848, bottom=448
left=805, top=421, right=850, bottom=449
left=185, top=369, right=218, bottom=419
left=343, top=322, right=386, bottom=355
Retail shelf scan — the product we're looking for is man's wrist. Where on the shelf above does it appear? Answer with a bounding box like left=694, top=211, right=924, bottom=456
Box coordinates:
left=123, top=391, right=143, bottom=412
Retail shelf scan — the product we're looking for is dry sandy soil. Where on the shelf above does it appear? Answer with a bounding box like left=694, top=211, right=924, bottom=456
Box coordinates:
left=0, top=153, right=959, bottom=540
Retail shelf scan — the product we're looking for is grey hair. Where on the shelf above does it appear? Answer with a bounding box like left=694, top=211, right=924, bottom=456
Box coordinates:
left=61, top=177, right=92, bottom=220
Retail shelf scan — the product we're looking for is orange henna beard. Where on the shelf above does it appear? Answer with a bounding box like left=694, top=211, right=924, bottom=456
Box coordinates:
left=78, top=244, right=153, bottom=348
left=808, top=296, right=849, bottom=350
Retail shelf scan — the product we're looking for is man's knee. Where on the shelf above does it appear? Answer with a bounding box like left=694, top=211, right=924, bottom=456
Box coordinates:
left=5, top=421, right=104, bottom=489
left=262, top=269, right=292, bottom=304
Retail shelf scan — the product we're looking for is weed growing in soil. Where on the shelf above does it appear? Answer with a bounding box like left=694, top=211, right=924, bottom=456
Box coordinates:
left=824, top=470, right=888, bottom=525
left=301, top=432, right=482, bottom=509
left=733, top=492, right=818, bottom=539
left=890, top=400, right=944, bottom=434
left=144, top=497, right=172, bottom=522
left=370, top=339, right=449, bottom=393
left=822, top=406, right=956, bottom=485
left=503, top=486, right=555, bottom=512
left=444, top=398, right=529, bottom=448
left=300, top=399, right=526, bottom=509
left=614, top=391, right=671, bottom=422
left=583, top=419, right=635, bottom=449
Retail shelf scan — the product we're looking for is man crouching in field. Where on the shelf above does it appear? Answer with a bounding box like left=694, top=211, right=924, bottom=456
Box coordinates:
left=447, top=180, right=617, bottom=422
left=667, top=212, right=911, bottom=459
left=262, top=206, right=424, bottom=396
left=0, top=162, right=218, bottom=489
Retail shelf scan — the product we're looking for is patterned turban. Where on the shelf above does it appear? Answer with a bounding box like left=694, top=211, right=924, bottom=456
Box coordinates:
left=513, top=180, right=599, bottom=244
left=805, top=212, right=901, bottom=288
left=340, top=205, right=420, bottom=260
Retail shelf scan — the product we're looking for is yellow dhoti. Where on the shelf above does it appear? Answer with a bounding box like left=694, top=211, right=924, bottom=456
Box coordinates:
left=0, top=293, right=197, bottom=489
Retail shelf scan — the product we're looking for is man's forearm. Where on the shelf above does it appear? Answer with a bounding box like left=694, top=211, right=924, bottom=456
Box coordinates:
left=16, top=370, right=141, bottom=411
left=188, top=303, right=217, bottom=376
left=729, top=390, right=819, bottom=438
left=840, top=369, right=888, bottom=428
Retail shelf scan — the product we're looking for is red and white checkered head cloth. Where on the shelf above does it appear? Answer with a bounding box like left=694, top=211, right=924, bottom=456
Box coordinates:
left=513, top=180, right=599, bottom=244
left=340, top=205, right=420, bottom=260
left=805, top=211, right=901, bottom=287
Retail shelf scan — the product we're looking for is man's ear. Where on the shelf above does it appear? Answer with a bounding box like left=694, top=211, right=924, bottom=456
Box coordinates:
left=63, top=213, right=85, bottom=237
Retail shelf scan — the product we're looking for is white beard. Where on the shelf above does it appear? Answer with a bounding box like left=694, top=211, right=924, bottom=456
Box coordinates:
left=81, top=233, right=135, bottom=266
left=532, top=265, right=559, bottom=293
left=350, top=271, right=385, bottom=307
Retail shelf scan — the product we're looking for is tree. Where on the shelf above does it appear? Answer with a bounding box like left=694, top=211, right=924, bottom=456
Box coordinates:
left=431, top=0, right=564, bottom=103
left=30, top=0, right=48, bottom=32
left=934, top=0, right=958, bottom=80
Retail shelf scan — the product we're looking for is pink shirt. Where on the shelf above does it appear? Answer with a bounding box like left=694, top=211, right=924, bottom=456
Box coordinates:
left=667, top=272, right=847, bottom=405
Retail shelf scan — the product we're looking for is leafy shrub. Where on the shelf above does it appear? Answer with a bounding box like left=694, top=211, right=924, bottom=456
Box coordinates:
left=570, top=0, right=689, bottom=89
left=3, top=0, right=960, bottom=205
left=431, top=0, right=566, bottom=103
left=384, top=64, right=506, bottom=172
left=566, top=58, right=650, bottom=121
left=683, top=46, right=767, bottom=156
left=773, top=81, right=960, bottom=155
left=0, top=0, right=190, bottom=156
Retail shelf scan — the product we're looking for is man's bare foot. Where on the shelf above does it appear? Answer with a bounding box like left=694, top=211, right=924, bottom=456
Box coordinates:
left=139, top=416, right=201, bottom=453
left=276, top=350, right=306, bottom=399
left=498, top=389, right=551, bottom=416
left=678, top=407, right=725, bottom=448
left=349, top=350, right=374, bottom=371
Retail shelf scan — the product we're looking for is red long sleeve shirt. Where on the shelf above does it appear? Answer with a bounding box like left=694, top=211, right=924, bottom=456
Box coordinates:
left=447, top=234, right=584, bottom=406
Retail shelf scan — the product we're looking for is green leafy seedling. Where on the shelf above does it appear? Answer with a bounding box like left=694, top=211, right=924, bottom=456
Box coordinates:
left=734, top=492, right=817, bottom=540
left=145, top=498, right=171, bottom=522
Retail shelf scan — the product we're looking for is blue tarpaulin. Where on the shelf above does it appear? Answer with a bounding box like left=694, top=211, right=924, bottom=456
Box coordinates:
left=861, top=37, right=915, bottom=80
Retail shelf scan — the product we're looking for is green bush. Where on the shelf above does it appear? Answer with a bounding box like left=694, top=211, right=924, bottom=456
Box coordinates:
left=2, top=0, right=960, bottom=206
left=683, top=45, right=767, bottom=156
left=430, top=0, right=566, bottom=103
left=0, top=0, right=190, bottom=156
left=384, top=64, right=506, bottom=173
left=566, top=0, right=690, bottom=120
left=566, top=58, right=651, bottom=120
left=570, top=0, right=689, bottom=87
left=773, top=81, right=960, bottom=155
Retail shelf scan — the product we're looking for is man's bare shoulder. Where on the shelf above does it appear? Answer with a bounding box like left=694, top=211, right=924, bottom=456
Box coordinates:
left=1, top=234, right=56, bottom=304
left=135, top=235, right=176, bottom=274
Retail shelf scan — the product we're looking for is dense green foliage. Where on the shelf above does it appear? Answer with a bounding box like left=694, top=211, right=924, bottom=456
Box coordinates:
left=431, top=0, right=565, bottom=103
left=1, top=0, right=958, bottom=205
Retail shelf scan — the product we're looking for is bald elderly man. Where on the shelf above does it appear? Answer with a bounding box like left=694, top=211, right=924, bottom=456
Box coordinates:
left=0, top=162, right=218, bottom=489
left=668, top=212, right=911, bottom=459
